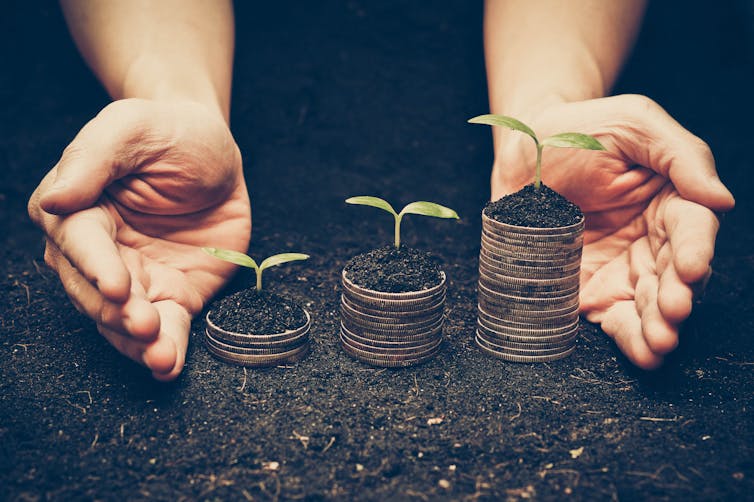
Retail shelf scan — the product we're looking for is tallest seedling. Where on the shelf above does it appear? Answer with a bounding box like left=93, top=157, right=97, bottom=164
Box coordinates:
left=468, top=114, right=606, bottom=189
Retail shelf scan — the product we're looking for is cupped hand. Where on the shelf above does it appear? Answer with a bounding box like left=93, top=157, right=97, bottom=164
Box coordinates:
left=28, top=98, right=251, bottom=380
left=490, top=95, right=735, bottom=369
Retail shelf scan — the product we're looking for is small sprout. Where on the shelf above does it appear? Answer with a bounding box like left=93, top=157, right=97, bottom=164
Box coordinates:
left=202, top=248, right=309, bottom=291
left=345, top=196, right=459, bottom=248
left=468, top=114, right=606, bottom=189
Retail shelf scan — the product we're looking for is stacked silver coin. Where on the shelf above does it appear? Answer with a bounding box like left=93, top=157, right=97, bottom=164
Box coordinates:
left=476, top=212, right=584, bottom=362
left=340, top=270, right=446, bottom=367
left=205, top=310, right=311, bottom=367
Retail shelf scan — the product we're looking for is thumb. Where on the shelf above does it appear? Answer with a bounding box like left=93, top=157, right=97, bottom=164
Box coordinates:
left=606, top=94, right=735, bottom=212
left=39, top=100, right=146, bottom=214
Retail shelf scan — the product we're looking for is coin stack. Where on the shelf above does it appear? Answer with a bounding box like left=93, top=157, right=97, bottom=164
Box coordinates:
left=340, top=270, right=446, bottom=367
left=204, top=310, right=311, bottom=367
left=476, top=212, right=583, bottom=362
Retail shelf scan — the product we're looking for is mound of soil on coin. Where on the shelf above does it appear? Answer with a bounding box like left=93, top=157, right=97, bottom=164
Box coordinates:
left=344, top=246, right=442, bottom=293
left=484, top=183, right=583, bottom=228
left=210, top=289, right=307, bottom=334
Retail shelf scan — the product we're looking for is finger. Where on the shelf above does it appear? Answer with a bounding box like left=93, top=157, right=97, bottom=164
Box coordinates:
left=657, top=261, right=694, bottom=326
left=39, top=100, right=146, bottom=214
left=635, top=272, right=679, bottom=355
left=664, top=197, right=720, bottom=284
left=148, top=300, right=192, bottom=381
left=50, top=242, right=159, bottom=341
left=600, top=300, right=664, bottom=370
left=42, top=207, right=131, bottom=302
left=607, top=94, right=735, bottom=211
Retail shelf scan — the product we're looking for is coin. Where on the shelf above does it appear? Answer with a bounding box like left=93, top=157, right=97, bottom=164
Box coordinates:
left=477, top=307, right=579, bottom=333
left=341, top=292, right=445, bottom=317
left=479, top=255, right=581, bottom=278
left=477, top=296, right=579, bottom=317
left=342, top=270, right=447, bottom=300
left=206, top=310, right=311, bottom=343
left=480, top=234, right=584, bottom=254
left=478, top=266, right=581, bottom=288
left=476, top=320, right=580, bottom=344
left=340, top=333, right=442, bottom=361
left=341, top=314, right=444, bottom=337
left=342, top=286, right=446, bottom=312
left=205, top=337, right=310, bottom=367
left=339, top=321, right=442, bottom=347
left=482, top=212, right=584, bottom=235
left=340, top=328, right=441, bottom=355
left=341, top=341, right=441, bottom=368
left=205, top=330, right=309, bottom=355
left=340, top=297, right=443, bottom=326
left=477, top=304, right=579, bottom=329
left=477, top=275, right=580, bottom=298
left=475, top=327, right=576, bottom=350
left=479, top=248, right=581, bottom=268
left=477, top=281, right=579, bottom=306
left=475, top=335, right=575, bottom=362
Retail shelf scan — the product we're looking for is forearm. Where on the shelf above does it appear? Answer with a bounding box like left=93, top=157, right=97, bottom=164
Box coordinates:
left=484, top=0, right=646, bottom=118
left=60, top=0, right=234, bottom=121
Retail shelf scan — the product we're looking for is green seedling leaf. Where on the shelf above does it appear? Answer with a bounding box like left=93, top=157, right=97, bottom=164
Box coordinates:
left=259, top=253, right=310, bottom=272
left=203, top=248, right=308, bottom=291
left=400, top=201, right=459, bottom=220
left=468, top=114, right=538, bottom=144
left=202, top=247, right=258, bottom=270
left=541, top=132, right=606, bottom=151
left=345, top=196, right=397, bottom=216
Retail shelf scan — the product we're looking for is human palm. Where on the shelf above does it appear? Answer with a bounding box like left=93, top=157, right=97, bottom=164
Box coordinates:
left=490, top=96, right=734, bottom=368
left=29, top=99, right=251, bottom=379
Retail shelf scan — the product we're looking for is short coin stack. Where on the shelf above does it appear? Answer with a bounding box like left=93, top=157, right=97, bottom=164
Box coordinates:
left=205, top=311, right=311, bottom=367
left=340, top=271, right=446, bottom=367
left=476, top=212, right=583, bottom=362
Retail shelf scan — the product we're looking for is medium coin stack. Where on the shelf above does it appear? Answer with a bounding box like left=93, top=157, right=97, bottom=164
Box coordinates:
left=205, top=310, right=311, bottom=367
left=476, top=212, right=584, bottom=362
left=340, top=270, right=446, bottom=367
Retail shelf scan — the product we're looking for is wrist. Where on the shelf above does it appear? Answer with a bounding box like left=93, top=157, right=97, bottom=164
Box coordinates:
left=120, top=54, right=230, bottom=123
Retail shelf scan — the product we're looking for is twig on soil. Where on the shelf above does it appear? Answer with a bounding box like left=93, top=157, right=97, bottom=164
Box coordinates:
left=120, top=423, right=125, bottom=443
left=321, top=436, right=336, bottom=453
left=13, top=280, right=30, bottom=305
left=64, top=399, right=86, bottom=414
left=531, top=395, right=561, bottom=405
left=639, top=416, right=680, bottom=422
left=11, top=343, right=34, bottom=353
left=715, top=356, right=754, bottom=366
left=405, top=489, right=429, bottom=501
left=32, top=259, right=49, bottom=279
left=509, top=402, right=522, bottom=422
left=291, top=430, right=310, bottom=449
left=238, top=368, right=248, bottom=392
left=626, top=464, right=689, bottom=485
left=90, top=432, right=99, bottom=450
left=77, top=390, right=93, bottom=404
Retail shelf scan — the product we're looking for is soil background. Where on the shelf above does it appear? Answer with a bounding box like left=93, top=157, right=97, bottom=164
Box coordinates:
left=2, top=1, right=753, bottom=500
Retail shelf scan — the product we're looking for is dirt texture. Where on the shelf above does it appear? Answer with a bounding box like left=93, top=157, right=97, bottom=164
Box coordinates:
left=484, top=184, right=583, bottom=228
left=1, top=1, right=753, bottom=501
left=210, top=290, right=307, bottom=335
left=344, top=246, right=443, bottom=292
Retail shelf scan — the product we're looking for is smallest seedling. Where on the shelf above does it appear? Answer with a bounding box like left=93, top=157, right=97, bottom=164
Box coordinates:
left=202, top=248, right=309, bottom=291
left=346, top=196, right=459, bottom=248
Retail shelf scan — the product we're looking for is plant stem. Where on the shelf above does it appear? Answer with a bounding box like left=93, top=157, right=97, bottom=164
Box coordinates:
left=256, top=268, right=262, bottom=291
left=535, top=144, right=543, bottom=189
left=394, top=214, right=402, bottom=248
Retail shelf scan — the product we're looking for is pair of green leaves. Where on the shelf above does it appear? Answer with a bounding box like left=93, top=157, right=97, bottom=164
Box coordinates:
left=468, top=114, right=606, bottom=188
left=202, top=248, right=308, bottom=291
left=346, top=196, right=459, bottom=248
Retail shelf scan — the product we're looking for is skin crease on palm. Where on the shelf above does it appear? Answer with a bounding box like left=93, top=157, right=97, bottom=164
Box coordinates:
left=489, top=96, right=735, bottom=370
left=28, top=99, right=252, bottom=381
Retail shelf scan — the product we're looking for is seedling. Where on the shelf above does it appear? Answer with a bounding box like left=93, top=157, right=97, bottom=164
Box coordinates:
left=202, top=248, right=309, bottom=291
left=346, top=196, right=459, bottom=248
left=468, top=114, right=606, bottom=189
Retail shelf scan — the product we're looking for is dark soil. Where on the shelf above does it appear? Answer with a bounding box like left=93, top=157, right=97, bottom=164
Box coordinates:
left=210, top=289, right=307, bottom=334
left=2, top=1, right=753, bottom=501
left=344, top=245, right=442, bottom=293
left=485, top=183, right=583, bottom=228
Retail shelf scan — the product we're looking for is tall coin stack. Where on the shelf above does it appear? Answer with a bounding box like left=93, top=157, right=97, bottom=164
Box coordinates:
left=205, top=311, right=311, bottom=367
left=340, top=271, right=446, bottom=367
left=476, top=212, right=583, bottom=362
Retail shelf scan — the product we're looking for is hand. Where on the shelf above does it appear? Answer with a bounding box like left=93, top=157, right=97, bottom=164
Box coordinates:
left=28, top=98, right=251, bottom=380
left=490, top=94, right=735, bottom=369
